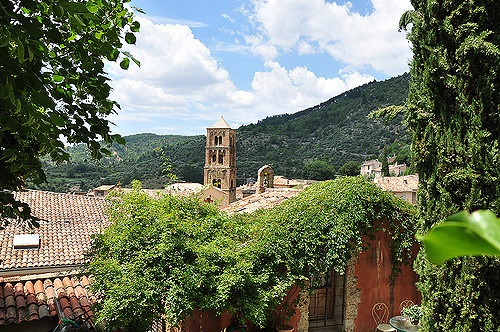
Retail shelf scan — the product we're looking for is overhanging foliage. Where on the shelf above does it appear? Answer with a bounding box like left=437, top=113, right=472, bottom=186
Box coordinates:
left=0, top=0, right=139, bottom=226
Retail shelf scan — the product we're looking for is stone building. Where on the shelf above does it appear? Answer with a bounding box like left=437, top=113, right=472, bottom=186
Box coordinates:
left=203, top=117, right=237, bottom=205
left=360, top=159, right=383, bottom=177
left=374, top=174, right=419, bottom=205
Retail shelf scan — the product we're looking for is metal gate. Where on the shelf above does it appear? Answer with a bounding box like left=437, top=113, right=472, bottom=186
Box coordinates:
left=308, top=269, right=345, bottom=331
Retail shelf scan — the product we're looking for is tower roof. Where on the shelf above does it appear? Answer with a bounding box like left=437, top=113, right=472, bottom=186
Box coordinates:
left=209, top=117, right=232, bottom=129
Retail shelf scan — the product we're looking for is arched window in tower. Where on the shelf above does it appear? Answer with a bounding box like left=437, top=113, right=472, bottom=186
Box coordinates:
left=212, top=152, right=216, bottom=163
left=219, top=136, right=223, bottom=145
left=214, top=136, right=218, bottom=146
left=212, top=178, right=221, bottom=188
left=219, top=151, right=224, bottom=164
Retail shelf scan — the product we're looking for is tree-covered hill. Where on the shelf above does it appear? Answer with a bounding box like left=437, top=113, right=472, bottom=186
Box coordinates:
left=237, top=73, right=410, bottom=180
left=31, top=73, right=410, bottom=193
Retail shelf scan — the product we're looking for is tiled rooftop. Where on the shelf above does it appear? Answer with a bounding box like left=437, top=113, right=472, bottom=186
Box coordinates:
left=0, top=190, right=109, bottom=273
left=0, top=273, right=94, bottom=327
left=373, top=174, right=419, bottom=193
left=223, top=188, right=300, bottom=214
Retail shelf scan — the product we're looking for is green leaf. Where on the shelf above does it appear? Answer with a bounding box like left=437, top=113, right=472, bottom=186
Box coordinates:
left=72, top=14, right=86, bottom=27
left=114, top=135, right=126, bottom=145
left=131, top=6, right=146, bottom=14
left=52, top=74, right=64, bottom=83
left=107, top=49, right=120, bottom=61
left=101, top=148, right=112, bottom=156
left=125, top=32, right=136, bottom=44
left=120, top=57, right=130, bottom=69
left=122, top=51, right=140, bottom=67
left=86, top=2, right=99, bottom=13
left=417, top=210, right=500, bottom=265
left=130, top=21, right=140, bottom=32
left=49, top=112, right=65, bottom=126
left=17, top=41, right=25, bottom=62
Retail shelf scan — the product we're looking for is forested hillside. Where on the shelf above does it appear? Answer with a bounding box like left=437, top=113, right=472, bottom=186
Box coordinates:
left=237, top=73, right=410, bottom=180
left=31, top=73, right=410, bottom=193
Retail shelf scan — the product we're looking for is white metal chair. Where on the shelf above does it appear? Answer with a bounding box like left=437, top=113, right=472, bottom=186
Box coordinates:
left=399, top=299, right=414, bottom=315
left=372, top=302, right=396, bottom=332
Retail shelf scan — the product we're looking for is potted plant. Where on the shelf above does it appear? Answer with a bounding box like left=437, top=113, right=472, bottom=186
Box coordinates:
left=268, top=289, right=298, bottom=332
left=401, top=305, right=422, bottom=325
left=270, top=306, right=294, bottom=332
left=276, top=324, right=294, bottom=332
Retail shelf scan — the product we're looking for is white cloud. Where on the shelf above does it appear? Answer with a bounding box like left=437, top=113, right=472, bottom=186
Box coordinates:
left=244, top=34, right=278, bottom=62
left=222, top=13, right=235, bottom=23
left=248, top=62, right=374, bottom=118
left=108, top=17, right=238, bottom=118
left=248, top=0, right=412, bottom=75
left=109, top=19, right=229, bottom=90
left=107, top=8, right=385, bottom=135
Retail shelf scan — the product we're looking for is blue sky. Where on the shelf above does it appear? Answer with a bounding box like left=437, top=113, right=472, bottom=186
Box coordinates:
left=107, top=0, right=413, bottom=136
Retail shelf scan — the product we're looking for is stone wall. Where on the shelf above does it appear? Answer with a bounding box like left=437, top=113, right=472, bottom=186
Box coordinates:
left=343, top=256, right=362, bottom=332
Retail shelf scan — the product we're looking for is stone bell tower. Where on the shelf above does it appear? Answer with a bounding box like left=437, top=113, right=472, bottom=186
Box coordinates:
left=204, top=117, right=236, bottom=204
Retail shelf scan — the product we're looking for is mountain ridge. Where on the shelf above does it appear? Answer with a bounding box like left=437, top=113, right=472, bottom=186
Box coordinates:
left=33, top=73, right=410, bottom=192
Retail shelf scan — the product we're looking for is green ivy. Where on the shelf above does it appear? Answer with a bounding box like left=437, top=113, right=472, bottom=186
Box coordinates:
left=87, top=177, right=417, bottom=331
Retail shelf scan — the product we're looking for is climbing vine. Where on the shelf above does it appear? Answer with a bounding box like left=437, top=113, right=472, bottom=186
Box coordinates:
left=87, top=177, right=417, bottom=331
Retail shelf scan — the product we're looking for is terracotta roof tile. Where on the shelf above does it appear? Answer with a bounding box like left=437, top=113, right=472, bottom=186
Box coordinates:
left=223, top=188, right=300, bottom=214
left=0, top=274, right=94, bottom=327
left=28, top=303, right=38, bottom=320
left=0, top=190, right=109, bottom=273
left=373, top=174, right=419, bottom=193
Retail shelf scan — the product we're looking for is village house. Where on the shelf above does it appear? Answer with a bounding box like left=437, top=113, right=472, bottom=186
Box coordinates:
left=360, top=159, right=383, bottom=177
left=360, top=158, right=407, bottom=177
left=90, top=184, right=116, bottom=197
left=0, top=191, right=107, bottom=331
left=374, top=175, right=419, bottom=206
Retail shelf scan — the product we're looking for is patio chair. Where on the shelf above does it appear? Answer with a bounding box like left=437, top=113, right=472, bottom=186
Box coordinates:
left=372, top=302, right=396, bottom=332
left=399, top=299, right=414, bottom=315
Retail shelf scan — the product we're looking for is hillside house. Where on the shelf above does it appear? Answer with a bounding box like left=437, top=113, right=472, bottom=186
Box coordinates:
left=273, top=176, right=312, bottom=189
left=360, top=159, right=382, bottom=177
left=91, top=184, right=116, bottom=197
left=360, top=159, right=408, bottom=177
left=374, top=174, right=419, bottom=206
left=388, top=162, right=407, bottom=176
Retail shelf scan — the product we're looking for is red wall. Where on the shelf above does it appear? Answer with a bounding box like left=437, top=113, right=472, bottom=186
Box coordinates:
left=179, top=229, right=420, bottom=332
left=353, top=231, right=420, bottom=331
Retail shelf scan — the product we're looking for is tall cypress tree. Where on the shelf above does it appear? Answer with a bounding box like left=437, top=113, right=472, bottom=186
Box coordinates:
left=401, top=0, right=500, bottom=330
left=380, top=147, right=390, bottom=177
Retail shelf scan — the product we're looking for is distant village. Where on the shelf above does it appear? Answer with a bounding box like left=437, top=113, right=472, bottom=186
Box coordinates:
left=0, top=117, right=419, bottom=332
